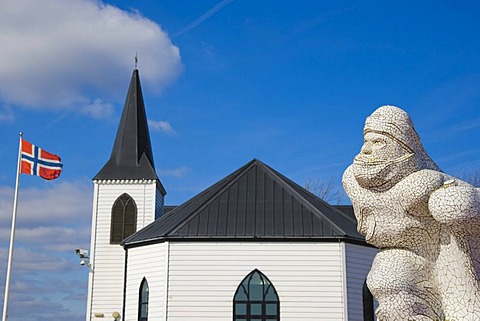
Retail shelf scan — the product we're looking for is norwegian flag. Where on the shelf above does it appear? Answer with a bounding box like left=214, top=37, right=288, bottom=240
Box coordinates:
left=20, top=139, right=63, bottom=180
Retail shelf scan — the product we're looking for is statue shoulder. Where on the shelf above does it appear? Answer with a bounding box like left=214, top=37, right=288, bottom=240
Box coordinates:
left=396, top=169, right=445, bottom=215
left=429, top=181, right=480, bottom=228
left=401, top=169, right=445, bottom=189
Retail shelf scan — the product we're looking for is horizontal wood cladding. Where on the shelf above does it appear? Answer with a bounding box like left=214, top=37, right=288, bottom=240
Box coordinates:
left=345, top=243, right=378, bottom=321
left=89, top=182, right=158, bottom=319
left=125, top=243, right=167, bottom=321
left=166, top=242, right=345, bottom=321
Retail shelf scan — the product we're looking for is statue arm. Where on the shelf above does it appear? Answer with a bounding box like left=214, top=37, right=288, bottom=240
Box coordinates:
left=429, top=183, right=480, bottom=228
left=398, top=169, right=445, bottom=216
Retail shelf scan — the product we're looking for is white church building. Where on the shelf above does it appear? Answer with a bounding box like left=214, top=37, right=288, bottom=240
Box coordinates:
left=84, top=69, right=377, bottom=321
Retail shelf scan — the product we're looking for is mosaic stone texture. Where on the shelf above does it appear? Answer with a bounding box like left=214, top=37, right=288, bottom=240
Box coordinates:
left=342, top=105, right=480, bottom=321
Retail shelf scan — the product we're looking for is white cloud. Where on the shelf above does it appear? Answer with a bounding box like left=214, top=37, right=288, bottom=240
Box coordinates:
left=0, top=226, right=91, bottom=252
left=0, top=180, right=92, bottom=229
left=0, top=106, right=14, bottom=122
left=0, top=248, right=71, bottom=273
left=0, top=180, right=92, bottom=320
left=158, top=166, right=189, bottom=178
left=81, top=98, right=114, bottom=119
left=0, top=0, right=182, bottom=115
left=149, top=119, right=176, bottom=134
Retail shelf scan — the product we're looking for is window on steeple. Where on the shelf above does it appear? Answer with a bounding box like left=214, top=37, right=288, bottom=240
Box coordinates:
left=110, top=193, right=137, bottom=244
left=233, top=269, right=280, bottom=321
left=138, top=278, right=149, bottom=321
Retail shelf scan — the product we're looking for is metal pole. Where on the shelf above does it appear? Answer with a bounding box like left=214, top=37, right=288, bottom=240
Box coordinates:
left=2, top=132, right=23, bottom=321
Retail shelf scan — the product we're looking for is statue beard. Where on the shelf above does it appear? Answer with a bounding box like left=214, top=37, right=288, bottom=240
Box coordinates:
left=353, top=153, right=415, bottom=191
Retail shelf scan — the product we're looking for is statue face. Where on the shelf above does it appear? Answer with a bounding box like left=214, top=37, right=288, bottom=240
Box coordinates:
left=357, top=132, right=407, bottom=163
left=353, top=131, right=414, bottom=189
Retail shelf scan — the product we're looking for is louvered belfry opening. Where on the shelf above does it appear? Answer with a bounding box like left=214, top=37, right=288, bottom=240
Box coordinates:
left=110, top=193, right=137, bottom=244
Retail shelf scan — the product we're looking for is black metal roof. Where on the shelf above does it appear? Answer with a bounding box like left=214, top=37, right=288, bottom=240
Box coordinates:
left=161, top=205, right=356, bottom=219
left=94, top=69, right=164, bottom=192
left=123, top=159, right=364, bottom=247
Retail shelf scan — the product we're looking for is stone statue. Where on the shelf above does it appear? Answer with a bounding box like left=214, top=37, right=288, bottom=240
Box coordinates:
left=342, top=105, right=480, bottom=320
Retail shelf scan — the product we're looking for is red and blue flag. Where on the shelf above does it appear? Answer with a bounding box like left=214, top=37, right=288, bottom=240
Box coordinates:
left=20, top=139, right=63, bottom=180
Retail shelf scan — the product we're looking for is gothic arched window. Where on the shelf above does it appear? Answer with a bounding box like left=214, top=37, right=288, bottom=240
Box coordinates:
left=138, top=278, right=149, bottom=321
left=233, top=269, right=280, bottom=321
left=110, top=193, right=137, bottom=244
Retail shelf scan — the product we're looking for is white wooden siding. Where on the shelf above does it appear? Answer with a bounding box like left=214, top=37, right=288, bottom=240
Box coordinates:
left=345, top=243, right=377, bottom=321
left=87, top=181, right=158, bottom=321
left=124, top=243, right=167, bottom=320
left=166, top=242, right=345, bottom=321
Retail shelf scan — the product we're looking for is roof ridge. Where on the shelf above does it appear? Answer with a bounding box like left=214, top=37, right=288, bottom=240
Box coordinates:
left=258, top=162, right=351, bottom=236
left=123, top=159, right=363, bottom=246
left=163, top=159, right=258, bottom=236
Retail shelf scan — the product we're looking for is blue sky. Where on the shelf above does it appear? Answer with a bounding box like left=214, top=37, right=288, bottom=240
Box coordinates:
left=1, top=0, right=480, bottom=319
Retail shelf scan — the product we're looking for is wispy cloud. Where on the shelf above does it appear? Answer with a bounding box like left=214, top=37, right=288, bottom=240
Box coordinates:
left=449, top=118, right=480, bottom=133
left=434, top=148, right=480, bottom=165
left=81, top=98, right=114, bottom=119
left=148, top=119, right=176, bottom=135
left=158, top=166, right=189, bottom=178
left=0, top=180, right=92, bottom=320
left=0, top=181, right=92, bottom=229
left=0, top=0, right=182, bottom=116
left=173, top=0, right=235, bottom=37
left=0, top=106, right=14, bottom=122
left=290, top=6, right=357, bottom=36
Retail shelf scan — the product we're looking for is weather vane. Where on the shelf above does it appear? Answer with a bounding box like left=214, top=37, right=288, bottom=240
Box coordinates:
left=135, top=53, right=138, bottom=69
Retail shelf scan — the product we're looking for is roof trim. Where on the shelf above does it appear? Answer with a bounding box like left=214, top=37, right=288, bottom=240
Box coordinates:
left=124, top=235, right=372, bottom=249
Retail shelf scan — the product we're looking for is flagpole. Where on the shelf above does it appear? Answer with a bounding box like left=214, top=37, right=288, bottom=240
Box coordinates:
left=2, top=132, right=23, bottom=321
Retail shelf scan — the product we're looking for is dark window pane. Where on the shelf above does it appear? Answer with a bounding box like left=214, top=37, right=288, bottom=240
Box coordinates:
left=266, top=303, right=277, bottom=315
left=139, top=279, right=148, bottom=321
left=251, top=303, right=262, bottom=315
left=234, top=286, right=248, bottom=301
left=140, top=305, right=147, bottom=317
left=265, top=286, right=278, bottom=301
left=235, top=303, right=246, bottom=314
left=248, top=279, right=263, bottom=301
left=141, top=286, right=148, bottom=301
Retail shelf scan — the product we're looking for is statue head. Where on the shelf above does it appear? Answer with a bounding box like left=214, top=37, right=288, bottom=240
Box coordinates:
left=353, top=106, right=439, bottom=190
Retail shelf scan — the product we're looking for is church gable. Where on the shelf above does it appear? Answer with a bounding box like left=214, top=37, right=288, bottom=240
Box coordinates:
left=124, top=159, right=364, bottom=246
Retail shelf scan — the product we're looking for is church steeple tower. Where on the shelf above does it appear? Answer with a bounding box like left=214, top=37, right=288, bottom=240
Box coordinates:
left=94, top=69, right=161, bottom=183
left=86, top=69, right=166, bottom=321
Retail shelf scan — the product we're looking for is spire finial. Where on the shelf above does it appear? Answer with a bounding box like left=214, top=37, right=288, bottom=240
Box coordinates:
left=135, top=53, right=138, bottom=69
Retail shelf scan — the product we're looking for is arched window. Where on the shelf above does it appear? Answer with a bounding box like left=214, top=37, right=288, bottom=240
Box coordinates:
left=233, top=269, right=280, bottom=321
left=110, top=193, right=137, bottom=244
left=138, top=278, right=149, bottom=321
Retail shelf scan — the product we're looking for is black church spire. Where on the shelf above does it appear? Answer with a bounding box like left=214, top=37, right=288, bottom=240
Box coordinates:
left=94, top=69, right=160, bottom=182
